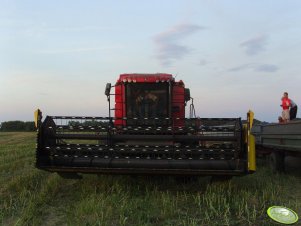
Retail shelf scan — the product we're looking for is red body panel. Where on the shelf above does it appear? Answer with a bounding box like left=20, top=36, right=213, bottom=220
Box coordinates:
left=114, top=82, right=124, bottom=126
left=172, top=81, right=185, bottom=127
left=114, top=74, right=186, bottom=127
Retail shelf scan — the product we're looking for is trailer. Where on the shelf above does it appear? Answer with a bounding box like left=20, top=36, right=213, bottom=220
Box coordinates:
left=251, top=120, right=301, bottom=173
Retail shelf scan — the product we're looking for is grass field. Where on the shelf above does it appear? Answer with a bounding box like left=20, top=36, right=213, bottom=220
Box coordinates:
left=0, top=132, right=300, bottom=226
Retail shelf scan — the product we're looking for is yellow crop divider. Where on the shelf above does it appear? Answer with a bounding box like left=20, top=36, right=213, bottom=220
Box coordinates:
left=246, top=110, right=256, bottom=172
left=34, top=109, right=42, bottom=128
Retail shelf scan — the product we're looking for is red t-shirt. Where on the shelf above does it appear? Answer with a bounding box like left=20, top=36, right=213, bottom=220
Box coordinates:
left=282, top=97, right=290, bottom=110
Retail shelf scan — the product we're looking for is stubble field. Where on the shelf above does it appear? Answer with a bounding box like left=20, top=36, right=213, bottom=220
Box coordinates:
left=0, top=132, right=300, bottom=226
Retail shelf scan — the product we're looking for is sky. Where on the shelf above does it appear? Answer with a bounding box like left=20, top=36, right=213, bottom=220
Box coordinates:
left=1, top=0, right=301, bottom=122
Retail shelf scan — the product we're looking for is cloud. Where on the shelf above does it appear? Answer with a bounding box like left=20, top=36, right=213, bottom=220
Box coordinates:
left=199, top=59, right=207, bottom=66
left=240, top=34, right=268, bottom=56
left=36, top=46, right=122, bottom=54
left=20, top=24, right=112, bottom=37
left=153, top=23, right=205, bottom=66
left=37, top=92, right=49, bottom=97
left=228, top=63, right=279, bottom=73
left=255, top=64, right=278, bottom=72
left=228, top=63, right=253, bottom=72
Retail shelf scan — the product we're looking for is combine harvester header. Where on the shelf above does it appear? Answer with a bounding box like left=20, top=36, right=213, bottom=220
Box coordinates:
left=35, top=73, right=256, bottom=178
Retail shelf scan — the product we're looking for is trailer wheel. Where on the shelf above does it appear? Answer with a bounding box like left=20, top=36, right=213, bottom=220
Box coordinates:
left=269, top=152, right=285, bottom=173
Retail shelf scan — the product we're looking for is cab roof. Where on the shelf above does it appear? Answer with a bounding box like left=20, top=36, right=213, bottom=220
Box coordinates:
left=118, top=73, right=174, bottom=83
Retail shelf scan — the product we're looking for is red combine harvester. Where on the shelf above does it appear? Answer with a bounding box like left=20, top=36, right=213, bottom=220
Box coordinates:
left=35, top=73, right=256, bottom=178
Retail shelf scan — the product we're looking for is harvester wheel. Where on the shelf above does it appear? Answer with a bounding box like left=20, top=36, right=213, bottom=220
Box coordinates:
left=269, top=151, right=285, bottom=173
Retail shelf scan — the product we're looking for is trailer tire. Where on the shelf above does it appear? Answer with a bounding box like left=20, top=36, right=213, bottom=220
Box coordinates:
left=269, top=151, right=285, bottom=173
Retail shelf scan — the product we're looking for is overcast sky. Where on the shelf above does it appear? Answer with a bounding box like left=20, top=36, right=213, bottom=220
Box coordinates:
left=1, top=0, right=301, bottom=122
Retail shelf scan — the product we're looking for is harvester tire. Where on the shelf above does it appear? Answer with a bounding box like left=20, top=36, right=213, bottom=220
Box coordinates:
left=269, top=151, right=285, bottom=173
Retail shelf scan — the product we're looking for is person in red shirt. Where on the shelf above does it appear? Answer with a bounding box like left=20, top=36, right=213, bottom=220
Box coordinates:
left=280, top=92, right=291, bottom=122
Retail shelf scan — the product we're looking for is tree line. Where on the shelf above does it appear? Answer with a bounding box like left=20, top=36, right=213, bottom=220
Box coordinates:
left=0, top=121, right=35, bottom=132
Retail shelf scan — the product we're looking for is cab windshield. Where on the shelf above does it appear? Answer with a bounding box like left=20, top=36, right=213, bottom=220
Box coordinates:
left=126, top=83, right=169, bottom=119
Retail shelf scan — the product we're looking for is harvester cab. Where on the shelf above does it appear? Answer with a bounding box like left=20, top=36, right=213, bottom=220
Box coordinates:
left=35, top=73, right=256, bottom=177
